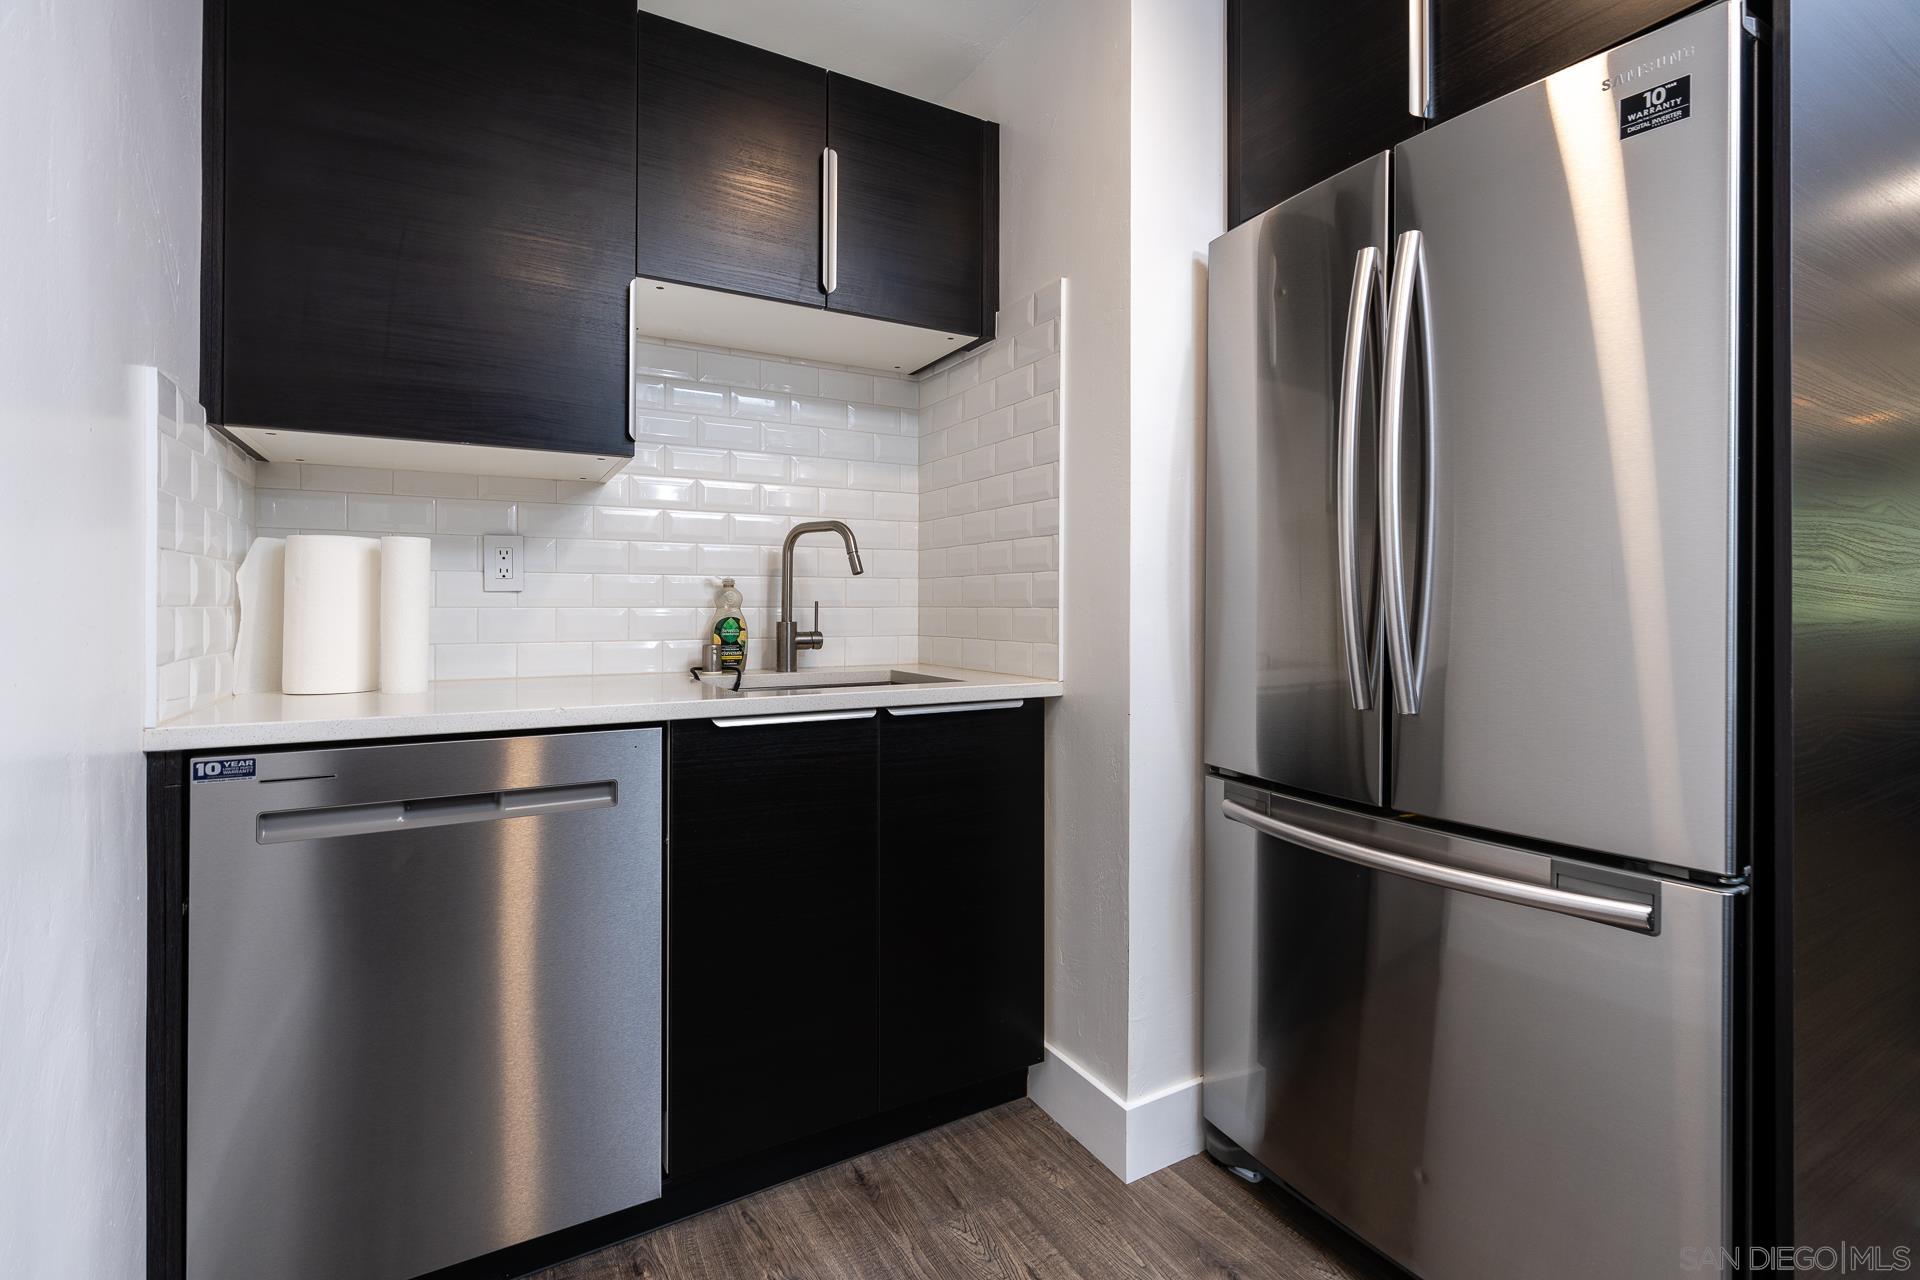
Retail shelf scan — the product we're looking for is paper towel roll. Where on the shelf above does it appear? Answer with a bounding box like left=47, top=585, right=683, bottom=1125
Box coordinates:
left=379, top=536, right=432, bottom=693
left=282, top=535, right=381, bottom=695
left=233, top=537, right=286, bottom=694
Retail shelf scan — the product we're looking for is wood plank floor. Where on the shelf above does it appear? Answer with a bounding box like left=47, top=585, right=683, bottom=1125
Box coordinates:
left=533, top=1100, right=1406, bottom=1280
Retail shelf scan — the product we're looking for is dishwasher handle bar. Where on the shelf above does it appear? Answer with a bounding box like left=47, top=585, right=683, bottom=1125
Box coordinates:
left=257, top=781, right=617, bottom=844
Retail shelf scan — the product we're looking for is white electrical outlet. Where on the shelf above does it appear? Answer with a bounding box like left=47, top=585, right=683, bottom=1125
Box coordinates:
left=482, top=534, right=524, bottom=592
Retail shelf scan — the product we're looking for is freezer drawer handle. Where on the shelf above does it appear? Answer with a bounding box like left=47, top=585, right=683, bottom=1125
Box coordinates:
left=1379, top=227, right=1436, bottom=715
left=1221, top=797, right=1655, bottom=931
left=1336, top=245, right=1384, bottom=711
left=256, top=781, right=617, bottom=844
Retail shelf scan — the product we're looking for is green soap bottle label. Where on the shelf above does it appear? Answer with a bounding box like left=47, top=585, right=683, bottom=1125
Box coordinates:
left=713, top=616, right=746, bottom=668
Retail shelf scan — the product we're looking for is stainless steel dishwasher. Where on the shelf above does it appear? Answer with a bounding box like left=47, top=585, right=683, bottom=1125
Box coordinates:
left=185, top=730, right=663, bottom=1280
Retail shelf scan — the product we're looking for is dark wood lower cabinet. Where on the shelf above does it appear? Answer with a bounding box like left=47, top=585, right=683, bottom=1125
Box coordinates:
left=667, top=716, right=880, bottom=1176
left=878, top=702, right=1044, bottom=1108
left=667, top=700, right=1044, bottom=1174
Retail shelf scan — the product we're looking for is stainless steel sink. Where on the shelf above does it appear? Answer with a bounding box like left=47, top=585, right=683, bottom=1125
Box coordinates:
left=690, top=668, right=959, bottom=693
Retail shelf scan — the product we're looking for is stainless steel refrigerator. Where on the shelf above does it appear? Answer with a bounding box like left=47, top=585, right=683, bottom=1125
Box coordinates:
left=1202, top=5, right=1751, bottom=1278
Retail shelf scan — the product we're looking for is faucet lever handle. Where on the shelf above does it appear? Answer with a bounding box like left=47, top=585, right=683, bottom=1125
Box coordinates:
left=812, top=600, right=820, bottom=633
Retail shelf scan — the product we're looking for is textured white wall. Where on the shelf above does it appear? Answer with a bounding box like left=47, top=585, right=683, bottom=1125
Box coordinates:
left=0, top=0, right=202, bottom=1272
left=946, top=0, right=1136, bottom=1095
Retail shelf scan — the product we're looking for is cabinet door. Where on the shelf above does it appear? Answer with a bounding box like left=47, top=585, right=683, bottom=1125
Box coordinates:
left=1229, top=0, right=1418, bottom=227
left=826, top=75, right=992, bottom=341
left=1432, top=0, right=1693, bottom=121
left=220, top=0, right=636, bottom=455
left=667, top=715, right=878, bottom=1175
left=637, top=15, right=827, bottom=307
left=877, top=702, right=1043, bottom=1109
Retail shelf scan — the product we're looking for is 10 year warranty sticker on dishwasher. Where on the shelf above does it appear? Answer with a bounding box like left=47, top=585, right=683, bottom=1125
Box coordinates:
left=1620, top=75, right=1690, bottom=140
left=192, top=757, right=256, bottom=782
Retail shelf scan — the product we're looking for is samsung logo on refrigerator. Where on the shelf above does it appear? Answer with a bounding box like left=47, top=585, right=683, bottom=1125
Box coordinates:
left=1600, top=44, right=1697, bottom=93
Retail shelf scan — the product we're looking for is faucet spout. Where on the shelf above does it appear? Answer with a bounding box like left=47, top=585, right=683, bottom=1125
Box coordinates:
left=776, top=521, right=865, bottom=671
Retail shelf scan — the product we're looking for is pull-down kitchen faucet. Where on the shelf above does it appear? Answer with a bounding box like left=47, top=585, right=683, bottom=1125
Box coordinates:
left=776, top=520, right=865, bottom=672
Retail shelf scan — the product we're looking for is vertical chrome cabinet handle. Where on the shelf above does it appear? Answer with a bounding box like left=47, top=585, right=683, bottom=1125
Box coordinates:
left=1408, top=0, right=1433, bottom=117
left=626, top=277, right=640, bottom=441
left=1379, top=229, right=1433, bottom=714
left=1336, top=245, right=1383, bottom=712
left=821, top=147, right=839, bottom=295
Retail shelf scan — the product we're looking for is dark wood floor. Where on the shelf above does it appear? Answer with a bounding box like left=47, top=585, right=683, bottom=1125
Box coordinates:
left=533, top=1100, right=1405, bottom=1280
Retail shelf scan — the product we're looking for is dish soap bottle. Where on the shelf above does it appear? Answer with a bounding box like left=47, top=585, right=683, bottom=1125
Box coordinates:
left=710, top=578, right=748, bottom=672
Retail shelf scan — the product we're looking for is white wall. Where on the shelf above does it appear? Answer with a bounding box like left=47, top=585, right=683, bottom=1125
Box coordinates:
left=948, top=0, right=1224, bottom=1176
left=1125, top=0, right=1222, bottom=1102
left=1, top=0, right=202, bottom=1272
left=946, top=0, right=1136, bottom=1095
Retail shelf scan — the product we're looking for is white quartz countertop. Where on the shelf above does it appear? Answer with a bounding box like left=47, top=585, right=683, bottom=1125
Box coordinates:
left=143, top=665, right=1062, bottom=751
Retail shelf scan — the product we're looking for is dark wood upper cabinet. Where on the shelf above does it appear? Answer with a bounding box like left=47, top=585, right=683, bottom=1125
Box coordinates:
left=1228, top=0, right=1420, bottom=227
left=1431, top=0, right=1697, bottom=121
left=666, top=716, right=879, bottom=1176
left=826, top=76, right=995, bottom=339
left=212, top=0, right=637, bottom=459
left=633, top=19, right=997, bottom=349
left=877, top=702, right=1044, bottom=1110
left=637, top=15, right=826, bottom=308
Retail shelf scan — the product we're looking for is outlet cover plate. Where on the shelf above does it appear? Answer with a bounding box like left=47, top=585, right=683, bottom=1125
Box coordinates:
left=482, top=534, right=524, bottom=592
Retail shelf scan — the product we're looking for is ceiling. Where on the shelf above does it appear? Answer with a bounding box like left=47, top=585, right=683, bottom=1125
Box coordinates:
left=637, top=0, right=1039, bottom=100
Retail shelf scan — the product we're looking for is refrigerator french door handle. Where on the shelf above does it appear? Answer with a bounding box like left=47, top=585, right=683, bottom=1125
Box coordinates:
left=1379, top=228, right=1435, bottom=714
left=1336, top=245, right=1384, bottom=711
left=1220, top=797, right=1655, bottom=931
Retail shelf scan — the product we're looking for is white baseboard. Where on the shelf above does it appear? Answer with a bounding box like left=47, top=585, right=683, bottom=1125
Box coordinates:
left=1026, top=1044, right=1202, bottom=1182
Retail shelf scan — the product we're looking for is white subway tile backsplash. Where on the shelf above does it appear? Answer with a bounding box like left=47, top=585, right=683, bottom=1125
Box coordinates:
left=916, top=279, right=1066, bottom=679
left=594, top=574, right=664, bottom=607
left=435, top=499, right=515, bottom=534
left=431, top=608, right=478, bottom=644
left=258, top=489, right=348, bottom=530
left=518, top=642, right=594, bottom=677
left=476, top=608, right=555, bottom=644
left=347, top=493, right=434, bottom=533
left=435, top=644, right=517, bottom=680
left=698, top=351, right=760, bottom=386
left=553, top=539, right=630, bottom=573
left=629, top=541, right=699, bottom=573
left=633, top=341, right=699, bottom=379
left=147, top=332, right=1048, bottom=711
left=627, top=478, right=697, bottom=509
left=555, top=608, right=629, bottom=642
left=148, top=371, right=253, bottom=723
left=521, top=503, right=595, bottom=537
left=758, top=360, right=818, bottom=395
left=519, top=573, right=595, bottom=608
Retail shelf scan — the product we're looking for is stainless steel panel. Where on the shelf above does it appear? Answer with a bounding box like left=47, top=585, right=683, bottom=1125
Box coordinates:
left=1202, top=776, right=1736, bottom=1280
left=186, top=730, right=664, bottom=1280
left=1790, top=0, right=1920, bottom=1246
left=1386, top=3, right=1744, bottom=873
left=1205, top=153, right=1389, bottom=804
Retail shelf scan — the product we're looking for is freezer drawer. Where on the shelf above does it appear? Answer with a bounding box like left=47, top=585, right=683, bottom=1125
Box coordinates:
left=1204, top=153, right=1389, bottom=806
left=185, top=731, right=664, bottom=1280
left=1202, top=776, right=1736, bottom=1280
